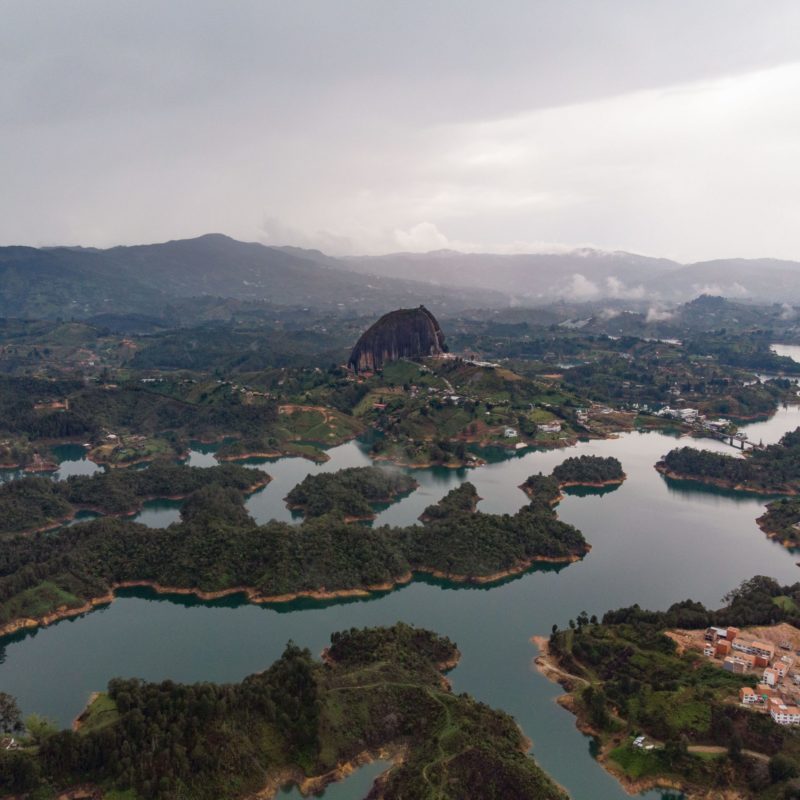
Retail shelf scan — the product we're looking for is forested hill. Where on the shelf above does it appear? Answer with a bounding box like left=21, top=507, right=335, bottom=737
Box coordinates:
left=0, top=623, right=567, bottom=800
left=546, top=576, right=800, bottom=799
left=657, top=427, right=800, bottom=494
left=0, top=235, right=507, bottom=319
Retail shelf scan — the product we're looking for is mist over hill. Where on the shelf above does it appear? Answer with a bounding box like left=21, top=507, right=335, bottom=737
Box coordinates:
left=344, top=250, right=800, bottom=306
left=3, top=233, right=800, bottom=322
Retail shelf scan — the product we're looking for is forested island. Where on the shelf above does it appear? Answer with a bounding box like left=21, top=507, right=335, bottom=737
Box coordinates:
left=551, top=455, right=626, bottom=488
left=285, top=466, right=417, bottom=520
left=518, top=455, right=625, bottom=506
left=0, top=463, right=270, bottom=536
left=538, top=576, right=800, bottom=799
left=0, top=623, right=567, bottom=800
left=657, top=429, right=800, bottom=494
left=0, top=472, right=589, bottom=637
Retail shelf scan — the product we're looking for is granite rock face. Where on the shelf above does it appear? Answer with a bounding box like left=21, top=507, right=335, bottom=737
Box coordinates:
left=348, top=306, right=446, bottom=373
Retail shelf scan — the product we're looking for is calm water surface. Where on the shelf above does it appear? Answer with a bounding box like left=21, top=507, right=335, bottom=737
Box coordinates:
left=3, top=421, right=800, bottom=800
left=771, top=343, right=800, bottom=363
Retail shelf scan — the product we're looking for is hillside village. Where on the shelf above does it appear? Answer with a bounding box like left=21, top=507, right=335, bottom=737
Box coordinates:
left=673, top=624, right=800, bottom=726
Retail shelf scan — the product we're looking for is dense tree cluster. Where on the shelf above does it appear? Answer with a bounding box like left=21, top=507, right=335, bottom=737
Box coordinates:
left=551, top=455, right=625, bottom=485
left=0, top=471, right=588, bottom=629
left=519, top=473, right=562, bottom=504
left=757, top=497, right=800, bottom=549
left=660, top=428, right=800, bottom=493
left=0, top=624, right=565, bottom=800
left=419, top=482, right=479, bottom=521
left=0, top=462, right=268, bottom=535
left=0, top=378, right=280, bottom=458
left=285, top=466, right=417, bottom=519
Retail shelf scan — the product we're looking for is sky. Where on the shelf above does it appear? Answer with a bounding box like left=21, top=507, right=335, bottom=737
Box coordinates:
left=3, top=0, right=800, bottom=261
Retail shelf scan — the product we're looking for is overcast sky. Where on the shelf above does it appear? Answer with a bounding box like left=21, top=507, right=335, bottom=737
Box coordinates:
left=3, top=1, right=800, bottom=261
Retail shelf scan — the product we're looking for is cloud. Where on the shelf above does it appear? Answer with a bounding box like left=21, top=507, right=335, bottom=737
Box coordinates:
left=259, top=216, right=356, bottom=254
left=606, top=276, right=646, bottom=299
left=691, top=282, right=749, bottom=298
left=564, top=273, right=600, bottom=300
left=780, top=303, right=797, bottom=320
left=392, top=222, right=451, bottom=252
left=646, top=306, right=674, bottom=322
left=3, top=3, right=800, bottom=261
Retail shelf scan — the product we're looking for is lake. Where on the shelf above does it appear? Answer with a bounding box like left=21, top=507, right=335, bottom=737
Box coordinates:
left=2, top=420, right=799, bottom=799
left=772, top=343, right=800, bottom=364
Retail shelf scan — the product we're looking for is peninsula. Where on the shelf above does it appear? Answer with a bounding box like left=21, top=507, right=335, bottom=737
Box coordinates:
left=0, top=623, right=567, bottom=800
left=535, top=575, right=800, bottom=799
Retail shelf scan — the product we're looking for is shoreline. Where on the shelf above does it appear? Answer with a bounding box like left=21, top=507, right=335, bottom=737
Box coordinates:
left=6, top=475, right=273, bottom=537
left=556, top=474, right=626, bottom=489
left=0, top=550, right=588, bottom=639
left=247, top=745, right=407, bottom=800
left=88, top=450, right=190, bottom=469
left=755, top=510, right=800, bottom=553
left=530, top=636, right=728, bottom=800
left=655, top=462, right=797, bottom=496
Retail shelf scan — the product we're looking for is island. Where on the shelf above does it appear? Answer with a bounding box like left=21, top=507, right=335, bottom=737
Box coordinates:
left=0, top=462, right=271, bottom=536
left=518, top=455, right=625, bottom=506
left=551, top=455, right=626, bottom=488
left=0, top=468, right=589, bottom=637
left=285, top=466, right=418, bottom=521
left=0, top=623, right=567, bottom=800
left=656, top=428, right=800, bottom=495
left=536, top=575, right=800, bottom=799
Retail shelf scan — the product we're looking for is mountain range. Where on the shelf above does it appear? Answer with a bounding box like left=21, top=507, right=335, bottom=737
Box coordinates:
left=2, top=233, right=800, bottom=321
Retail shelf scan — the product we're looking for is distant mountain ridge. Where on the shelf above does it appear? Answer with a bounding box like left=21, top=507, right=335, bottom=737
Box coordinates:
left=3, top=234, right=800, bottom=321
left=0, top=234, right=508, bottom=320
left=344, top=250, right=800, bottom=304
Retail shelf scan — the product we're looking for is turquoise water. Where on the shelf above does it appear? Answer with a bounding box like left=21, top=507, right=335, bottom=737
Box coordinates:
left=2, top=419, right=800, bottom=799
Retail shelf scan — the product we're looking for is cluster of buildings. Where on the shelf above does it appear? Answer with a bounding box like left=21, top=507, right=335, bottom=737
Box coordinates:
left=655, top=407, right=735, bottom=433
left=704, top=627, right=800, bottom=726
left=657, top=406, right=699, bottom=423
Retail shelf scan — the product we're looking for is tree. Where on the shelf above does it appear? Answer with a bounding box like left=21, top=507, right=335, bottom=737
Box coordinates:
left=728, top=732, right=743, bottom=762
left=0, top=692, right=22, bottom=735
left=770, top=753, right=799, bottom=784
left=24, top=714, right=57, bottom=746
